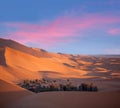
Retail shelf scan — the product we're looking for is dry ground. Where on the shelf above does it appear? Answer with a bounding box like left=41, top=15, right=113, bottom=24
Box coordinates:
left=0, top=79, right=120, bottom=108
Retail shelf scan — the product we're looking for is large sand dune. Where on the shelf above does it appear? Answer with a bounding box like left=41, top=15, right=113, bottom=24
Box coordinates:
left=0, top=38, right=91, bottom=83
left=0, top=38, right=120, bottom=83
left=0, top=38, right=120, bottom=108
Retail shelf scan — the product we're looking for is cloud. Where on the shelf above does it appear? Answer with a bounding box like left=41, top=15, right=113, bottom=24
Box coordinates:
left=108, top=28, right=120, bottom=35
left=2, top=14, right=120, bottom=46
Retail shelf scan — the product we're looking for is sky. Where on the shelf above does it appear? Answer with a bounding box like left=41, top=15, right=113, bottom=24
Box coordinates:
left=0, top=0, right=120, bottom=54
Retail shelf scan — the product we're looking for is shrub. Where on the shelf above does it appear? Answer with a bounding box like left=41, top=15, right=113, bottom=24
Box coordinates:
left=79, top=83, right=98, bottom=91
left=18, top=79, right=98, bottom=93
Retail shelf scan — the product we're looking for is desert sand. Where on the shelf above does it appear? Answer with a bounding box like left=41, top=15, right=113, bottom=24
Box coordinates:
left=0, top=79, right=120, bottom=108
left=0, top=38, right=120, bottom=108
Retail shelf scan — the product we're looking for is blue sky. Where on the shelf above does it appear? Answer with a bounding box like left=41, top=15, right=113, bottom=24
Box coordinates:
left=0, top=0, right=120, bottom=54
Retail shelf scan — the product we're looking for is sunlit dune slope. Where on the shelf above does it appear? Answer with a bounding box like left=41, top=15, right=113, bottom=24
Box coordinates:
left=0, top=38, right=120, bottom=83
left=0, top=79, right=32, bottom=93
left=0, top=38, right=88, bottom=82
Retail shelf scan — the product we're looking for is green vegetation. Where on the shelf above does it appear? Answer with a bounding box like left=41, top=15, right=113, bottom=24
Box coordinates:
left=18, top=79, right=98, bottom=93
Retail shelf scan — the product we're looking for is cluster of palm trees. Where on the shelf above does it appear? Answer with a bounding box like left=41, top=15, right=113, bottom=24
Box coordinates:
left=18, top=79, right=98, bottom=93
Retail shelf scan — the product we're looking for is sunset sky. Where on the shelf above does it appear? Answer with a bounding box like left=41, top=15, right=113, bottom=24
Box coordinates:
left=0, top=0, right=120, bottom=54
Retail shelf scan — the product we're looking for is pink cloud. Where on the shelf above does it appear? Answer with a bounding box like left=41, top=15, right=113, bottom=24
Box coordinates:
left=108, top=28, right=120, bottom=35
left=3, top=14, right=120, bottom=45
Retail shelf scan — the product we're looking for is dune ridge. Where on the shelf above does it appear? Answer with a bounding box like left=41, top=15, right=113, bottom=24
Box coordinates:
left=0, top=38, right=52, bottom=58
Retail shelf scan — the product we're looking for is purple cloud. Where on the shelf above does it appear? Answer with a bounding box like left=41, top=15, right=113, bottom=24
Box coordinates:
left=2, top=14, right=120, bottom=46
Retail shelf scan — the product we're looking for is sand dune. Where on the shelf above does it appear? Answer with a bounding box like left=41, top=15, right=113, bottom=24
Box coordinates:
left=0, top=40, right=89, bottom=83
left=0, top=79, right=32, bottom=108
left=0, top=38, right=120, bottom=108
left=0, top=38, right=52, bottom=58
left=4, top=47, right=87, bottom=80
left=0, top=38, right=120, bottom=82
left=0, top=80, right=120, bottom=108
left=10, top=91, right=120, bottom=108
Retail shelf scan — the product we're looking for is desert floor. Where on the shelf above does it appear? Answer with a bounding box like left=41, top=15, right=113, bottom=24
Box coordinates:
left=0, top=79, right=120, bottom=108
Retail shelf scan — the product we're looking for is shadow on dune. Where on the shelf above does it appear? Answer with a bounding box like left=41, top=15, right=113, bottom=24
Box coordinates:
left=39, top=71, right=63, bottom=78
left=0, top=90, right=120, bottom=108
left=0, top=90, right=32, bottom=108
left=0, top=48, right=7, bottom=66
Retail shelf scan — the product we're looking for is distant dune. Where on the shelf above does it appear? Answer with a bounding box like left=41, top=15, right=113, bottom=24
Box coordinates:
left=0, top=38, right=120, bottom=108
